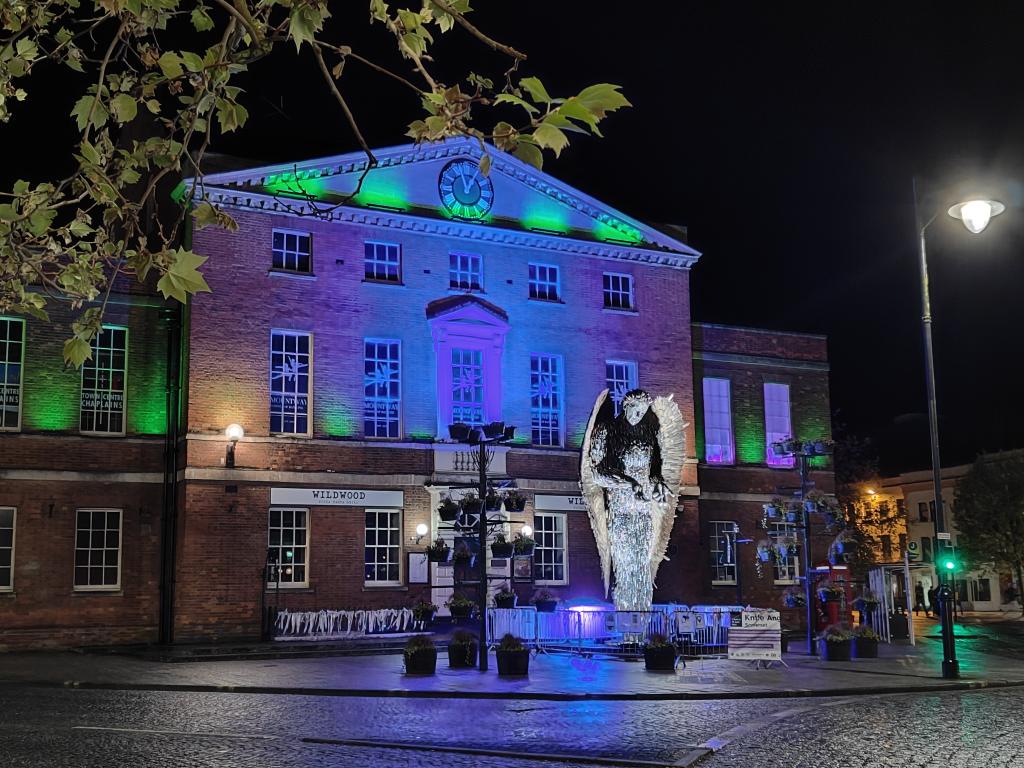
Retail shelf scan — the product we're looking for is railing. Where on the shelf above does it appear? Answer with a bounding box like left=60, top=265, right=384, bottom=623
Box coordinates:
left=274, top=607, right=416, bottom=638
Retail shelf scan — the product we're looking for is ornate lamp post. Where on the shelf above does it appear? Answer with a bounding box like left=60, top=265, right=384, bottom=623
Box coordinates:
left=915, top=182, right=1005, bottom=679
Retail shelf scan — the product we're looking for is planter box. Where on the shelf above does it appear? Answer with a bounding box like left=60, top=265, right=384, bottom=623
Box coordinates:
left=853, top=637, right=878, bottom=659
left=490, top=542, right=514, bottom=558
left=514, top=544, right=535, bottom=557
left=448, top=641, right=478, bottom=668
left=412, top=611, right=435, bottom=625
left=449, top=604, right=474, bottom=619
left=496, top=648, right=531, bottom=676
left=404, top=648, right=438, bottom=675
left=494, top=595, right=517, bottom=609
left=427, top=550, right=450, bottom=563
left=534, top=599, right=557, bottom=613
left=504, top=499, right=527, bottom=512
left=817, top=638, right=852, bottom=661
left=643, top=645, right=677, bottom=671
left=438, top=505, right=459, bottom=522
left=485, top=499, right=503, bottom=512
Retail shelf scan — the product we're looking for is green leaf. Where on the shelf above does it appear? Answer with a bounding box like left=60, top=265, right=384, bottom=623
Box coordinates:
left=0, top=204, right=17, bottom=221
left=532, top=121, right=569, bottom=157
left=191, top=7, right=215, bottom=31
left=181, top=51, right=204, bottom=73
left=494, top=93, right=538, bottom=115
left=289, top=4, right=326, bottom=51
left=145, top=98, right=161, bottom=114
left=574, top=83, right=631, bottom=120
left=69, top=218, right=93, bottom=237
left=158, top=52, right=183, bottom=79
left=79, top=141, right=100, bottom=165
left=520, top=76, right=552, bottom=104
left=70, top=95, right=108, bottom=131
left=110, top=93, right=138, bottom=124
left=63, top=337, right=93, bottom=368
left=157, top=248, right=211, bottom=304
left=512, top=141, right=543, bottom=169
left=192, top=201, right=219, bottom=229
left=557, top=97, right=602, bottom=135
left=479, top=153, right=492, bottom=177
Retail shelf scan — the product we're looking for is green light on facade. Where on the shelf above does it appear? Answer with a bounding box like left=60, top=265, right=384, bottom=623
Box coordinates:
left=23, top=382, right=79, bottom=431
left=265, top=170, right=329, bottom=200
left=735, top=413, right=766, bottom=465
left=522, top=199, right=570, bottom=234
left=353, top=170, right=410, bottom=211
left=321, top=404, right=355, bottom=437
left=593, top=218, right=643, bottom=245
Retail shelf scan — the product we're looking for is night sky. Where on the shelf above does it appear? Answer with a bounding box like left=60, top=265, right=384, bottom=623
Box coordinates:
left=7, top=3, right=1024, bottom=474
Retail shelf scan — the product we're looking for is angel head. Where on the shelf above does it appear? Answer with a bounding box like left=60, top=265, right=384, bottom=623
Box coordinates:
left=620, top=389, right=653, bottom=426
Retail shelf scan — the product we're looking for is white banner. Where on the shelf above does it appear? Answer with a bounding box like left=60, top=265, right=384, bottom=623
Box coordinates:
left=534, top=494, right=587, bottom=511
left=728, top=609, right=782, bottom=661
left=270, top=487, right=404, bottom=507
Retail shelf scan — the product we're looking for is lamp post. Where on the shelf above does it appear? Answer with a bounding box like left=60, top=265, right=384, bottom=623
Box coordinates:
left=914, top=180, right=1005, bottom=679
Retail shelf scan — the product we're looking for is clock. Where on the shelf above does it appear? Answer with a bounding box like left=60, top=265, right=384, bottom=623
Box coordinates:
left=438, top=159, right=494, bottom=219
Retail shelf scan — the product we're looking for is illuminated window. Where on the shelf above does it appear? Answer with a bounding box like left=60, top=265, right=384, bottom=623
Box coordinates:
left=364, top=241, right=402, bottom=283
left=272, top=229, right=311, bottom=273
left=364, top=509, right=401, bottom=585
left=709, top=520, right=737, bottom=585
left=602, top=272, right=634, bottom=310
left=764, top=382, right=795, bottom=468
left=534, top=512, right=566, bottom=584
left=451, top=348, right=484, bottom=426
left=0, top=318, right=24, bottom=431
left=449, top=252, right=483, bottom=291
left=268, top=508, right=307, bottom=586
left=530, top=353, right=563, bottom=447
left=0, top=507, right=14, bottom=591
left=270, top=330, right=311, bottom=435
left=769, top=522, right=800, bottom=584
left=528, top=263, right=560, bottom=301
left=363, top=339, right=401, bottom=438
left=702, top=378, right=735, bottom=464
left=74, top=509, right=121, bottom=590
left=606, top=360, right=638, bottom=416
left=80, top=326, right=127, bottom=435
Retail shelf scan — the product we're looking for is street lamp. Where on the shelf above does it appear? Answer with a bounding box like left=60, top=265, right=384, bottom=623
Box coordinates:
left=225, top=423, right=244, bottom=468
left=915, top=181, right=1005, bottom=679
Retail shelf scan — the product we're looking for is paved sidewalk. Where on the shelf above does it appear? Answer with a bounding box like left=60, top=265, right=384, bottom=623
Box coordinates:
left=1, top=634, right=1023, bottom=700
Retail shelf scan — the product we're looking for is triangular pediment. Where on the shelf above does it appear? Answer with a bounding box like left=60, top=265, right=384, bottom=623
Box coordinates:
left=187, top=139, right=699, bottom=264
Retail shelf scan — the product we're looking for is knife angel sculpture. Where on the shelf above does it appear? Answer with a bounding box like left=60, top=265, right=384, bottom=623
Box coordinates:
left=580, top=389, right=686, bottom=612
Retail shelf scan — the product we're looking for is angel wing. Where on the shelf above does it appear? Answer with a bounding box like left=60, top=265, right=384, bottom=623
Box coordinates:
left=579, top=388, right=613, bottom=598
left=649, top=394, right=688, bottom=584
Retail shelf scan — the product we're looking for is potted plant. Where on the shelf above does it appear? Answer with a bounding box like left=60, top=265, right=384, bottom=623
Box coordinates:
left=756, top=539, right=774, bottom=563
left=784, top=506, right=801, bottom=524
left=853, top=590, right=881, bottom=613
left=484, top=489, right=503, bottom=512
left=494, top=585, right=517, bottom=609
left=495, top=633, right=530, bottom=676
left=437, top=496, right=460, bottom=522
left=643, top=633, right=677, bottom=671
left=448, top=629, right=479, bottom=668
left=852, top=625, right=880, bottom=659
left=447, top=593, right=475, bottom=620
left=834, top=531, right=859, bottom=556
left=411, top=599, right=438, bottom=625
left=816, top=625, right=853, bottom=661
left=762, top=498, right=784, bottom=520
left=490, top=532, right=514, bottom=558
left=459, top=492, right=483, bottom=515
left=426, top=537, right=450, bottom=563
left=403, top=635, right=438, bottom=674
left=503, top=489, right=527, bottom=512
left=817, top=580, right=842, bottom=603
left=513, top=531, right=535, bottom=556
left=532, top=589, right=557, bottom=612
left=782, top=587, right=806, bottom=609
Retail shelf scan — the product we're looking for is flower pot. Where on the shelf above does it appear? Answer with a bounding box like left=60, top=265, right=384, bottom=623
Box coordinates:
left=449, top=604, right=474, bottom=620
left=447, top=641, right=478, bottom=668
left=491, top=542, right=514, bottom=558
left=485, top=498, right=503, bottom=512
left=803, top=500, right=817, bottom=514
left=763, top=505, right=781, bottom=519
left=505, top=497, right=527, bottom=512
left=643, top=644, right=677, bottom=671
left=404, top=647, right=438, bottom=674
left=757, top=550, right=772, bottom=563
left=427, top=549, right=450, bottom=563
left=534, top=598, right=557, bottom=613
left=785, top=511, right=799, bottom=523
left=413, top=610, right=435, bottom=625
left=514, top=543, right=535, bottom=557
left=853, top=637, right=878, bottom=659
left=494, top=594, right=517, bottom=609
left=496, top=648, right=531, bottom=676
left=817, top=638, right=852, bottom=661
left=460, top=500, right=483, bottom=515
left=438, top=504, right=459, bottom=522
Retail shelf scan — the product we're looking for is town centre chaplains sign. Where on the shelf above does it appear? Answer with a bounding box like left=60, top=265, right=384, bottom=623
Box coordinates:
left=269, top=488, right=404, bottom=507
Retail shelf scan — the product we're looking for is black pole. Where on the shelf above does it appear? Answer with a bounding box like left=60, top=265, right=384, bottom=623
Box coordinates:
left=157, top=305, right=182, bottom=645
left=478, top=441, right=489, bottom=672
left=914, top=177, right=959, bottom=679
left=799, top=453, right=814, bottom=655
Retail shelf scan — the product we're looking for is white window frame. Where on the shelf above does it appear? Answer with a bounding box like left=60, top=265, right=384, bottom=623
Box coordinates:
left=769, top=521, right=800, bottom=584
left=0, top=506, right=14, bottom=592
left=0, top=317, right=24, bottom=432
left=528, top=262, right=561, bottom=302
left=364, top=508, right=402, bottom=586
left=709, top=520, right=737, bottom=585
left=534, top=511, right=568, bottom=585
left=602, top=272, right=635, bottom=311
left=451, top=347, right=485, bottom=426
left=270, top=329, right=312, bottom=437
left=449, top=252, right=484, bottom=292
left=73, top=508, right=122, bottom=591
left=702, top=377, right=735, bottom=465
left=364, top=241, right=402, bottom=283
left=80, top=325, right=128, bottom=437
left=267, top=507, right=309, bottom=588
left=530, top=353, right=564, bottom=447
left=271, top=228, right=312, bottom=273
left=764, top=382, right=795, bottom=468
left=605, top=360, right=638, bottom=416
left=363, top=338, right=402, bottom=438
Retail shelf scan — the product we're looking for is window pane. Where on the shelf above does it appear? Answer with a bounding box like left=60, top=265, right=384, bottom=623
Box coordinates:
left=530, top=354, right=562, bottom=447
left=0, top=319, right=24, bottom=430
left=764, top=383, right=794, bottom=467
left=267, top=508, right=309, bottom=585
left=80, top=326, right=127, bottom=434
left=702, top=378, right=735, bottom=464
left=270, top=331, right=311, bottom=435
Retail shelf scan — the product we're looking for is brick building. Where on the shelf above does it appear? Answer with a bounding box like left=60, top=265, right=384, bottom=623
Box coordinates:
left=0, top=139, right=834, bottom=648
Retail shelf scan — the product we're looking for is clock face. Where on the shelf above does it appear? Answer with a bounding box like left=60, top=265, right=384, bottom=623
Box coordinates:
left=438, top=160, right=494, bottom=219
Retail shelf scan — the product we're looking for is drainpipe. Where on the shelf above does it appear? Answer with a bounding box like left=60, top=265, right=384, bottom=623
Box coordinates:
left=158, top=303, right=182, bottom=645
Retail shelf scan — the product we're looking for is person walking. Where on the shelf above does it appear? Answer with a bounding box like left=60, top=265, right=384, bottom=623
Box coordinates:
left=914, top=582, right=927, bottom=616
left=927, top=586, right=939, bottom=620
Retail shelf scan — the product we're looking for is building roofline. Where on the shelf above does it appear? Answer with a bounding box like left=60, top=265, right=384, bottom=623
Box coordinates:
left=692, top=321, right=828, bottom=341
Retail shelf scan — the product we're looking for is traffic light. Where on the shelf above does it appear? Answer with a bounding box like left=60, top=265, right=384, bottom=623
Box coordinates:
left=940, top=554, right=956, bottom=572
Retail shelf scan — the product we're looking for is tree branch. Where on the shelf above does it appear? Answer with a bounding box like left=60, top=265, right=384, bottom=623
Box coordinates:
left=427, top=0, right=526, bottom=61
left=311, top=42, right=377, bottom=167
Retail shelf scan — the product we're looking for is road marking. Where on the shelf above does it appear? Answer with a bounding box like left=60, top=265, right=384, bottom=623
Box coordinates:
left=72, top=726, right=276, bottom=740
left=304, top=736, right=688, bottom=768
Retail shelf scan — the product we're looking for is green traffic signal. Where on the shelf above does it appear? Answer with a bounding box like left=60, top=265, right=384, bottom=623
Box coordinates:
left=942, top=557, right=955, bottom=571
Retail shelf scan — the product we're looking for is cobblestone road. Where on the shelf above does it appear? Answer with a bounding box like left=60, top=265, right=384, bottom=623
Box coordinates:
left=1, top=685, right=1022, bottom=767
